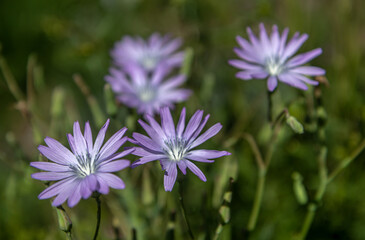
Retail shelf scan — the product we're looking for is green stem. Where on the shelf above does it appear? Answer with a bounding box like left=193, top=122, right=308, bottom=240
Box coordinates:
left=178, top=181, right=194, bottom=240
left=267, top=91, right=273, bottom=124
left=93, top=196, right=101, bottom=240
left=327, top=139, right=365, bottom=184
left=247, top=170, right=266, bottom=231
left=297, top=204, right=317, bottom=240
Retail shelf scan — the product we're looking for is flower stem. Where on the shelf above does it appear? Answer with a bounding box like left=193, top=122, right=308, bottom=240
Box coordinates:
left=247, top=170, right=266, bottom=231
left=178, top=180, right=194, bottom=240
left=267, top=90, right=273, bottom=124
left=93, top=195, right=102, bottom=240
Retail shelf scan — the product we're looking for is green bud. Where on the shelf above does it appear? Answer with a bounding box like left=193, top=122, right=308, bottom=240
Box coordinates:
left=286, top=116, right=304, bottom=134
left=56, top=207, right=72, bottom=233
left=292, top=172, right=308, bottom=205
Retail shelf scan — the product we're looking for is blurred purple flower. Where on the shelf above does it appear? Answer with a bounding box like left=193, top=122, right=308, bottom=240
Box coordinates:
left=105, top=65, right=191, bottom=116
left=111, top=33, right=184, bottom=71
left=31, top=120, right=133, bottom=208
left=130, top=107, right=231, bottom=191
left=229, top=23, right=325, bottom=91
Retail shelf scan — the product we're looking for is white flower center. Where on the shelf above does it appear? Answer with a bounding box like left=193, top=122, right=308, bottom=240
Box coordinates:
left=138, top=86, right=156, bottom=103
left=140, top=55, right=159, bottom=70
left=164, top=138, right=188, bottom=162
left=265, top=56, right=284, bottom=76
left=71, top=153, right=96, bottom=177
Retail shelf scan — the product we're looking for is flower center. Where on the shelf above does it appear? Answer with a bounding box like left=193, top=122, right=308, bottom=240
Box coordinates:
left=71, top=153, right=96, bottom=177
left=164, top=138, right=188, bottom=162
left=265, top=56, right=284, bottom=76
left=138, top=85, right=156, bottom=103
left=140, top=55, right=159, bottom=70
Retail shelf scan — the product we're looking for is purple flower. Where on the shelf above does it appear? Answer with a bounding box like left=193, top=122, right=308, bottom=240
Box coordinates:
left=129, top=107, right=231, bottom=191
left=111, top=33, right=184, bottom=71
left=105, top=65, right=191, bottom=116
left=229, top=23, right=326, bottom=91
left=30, top=120, right=133, bottom=208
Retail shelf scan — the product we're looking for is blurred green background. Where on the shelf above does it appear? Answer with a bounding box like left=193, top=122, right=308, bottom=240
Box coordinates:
left=1, top=0, right=365, bottom=239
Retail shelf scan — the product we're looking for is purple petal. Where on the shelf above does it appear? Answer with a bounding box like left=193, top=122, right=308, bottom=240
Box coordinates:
left=98, top=173, right=126, bottom=189
left=67, top=182, right=82, bottom=208
left=98, top=137, right=128, bottom=162
left=85, top=174, right=98, bottom=191
left=32, top=172, right=74, bottom=181
left=188, top=150, right=231, bottom=159
left=30, top=162, right=70, bottom=172
left=99, top=127, right=127, bottom=158
left=271, top=25, right=280, bottom=54
left=161, top=107, right=175, bottom=137
left=289, top=73, right=319, bottom=86
left=145, top=114, right=167, bottom=140
left=52, top=179, right=80, bottom=206
left=133, top=133, right=162, bottom=152
left=95, top=175, right=110, bottom=194
left=183, top=110, right=203, bottom=140
left=287, top=48, right=322, bottom=68
left=38, top=177, right=76, bottom=199
left=138, top=119, right=164, bottom=145
left=177, top=160, right=187, bottom=175
left=290, top=66, right=326, bottom=76
left=80, top=179, right=93, bottom=199
left=233, top=47, right=259, bottom=64
left=190, top=123, right=222, bottom=149
left=267, top=76, right=278, bottom=92
left=104, top=148, right=135, bottom=162
left=92, top=119, right=110, bottom=156
left=278, top=74, right=308, bottom=90
left=73, top=121, right=87, bottom=156
left=278, top=27, right=289, bottom=56
left=164, top=162, right=178, bottom=192
left=282, top=33, right=308, bottom=61
left=259, top=23, right=271, bottom=53
left=131, top=147, right=154, bottom=157
left=185, top=155, right=214, bottom=163
left=188, top=114, right=210, bottom=143
left=185, top=160, right=207, bottom=182
left=160, top=75, right=186, bottom=90
left=131, top=154, right=166, bottom=168
left=176, top=108, right=186, bottom=138
left=43, top=138, right=77, bottom=164
left=228, top=60, right=262, bottom=71
left=84, top=121, right=93, bottom=151
left=98, top=160, right=130, bottom=172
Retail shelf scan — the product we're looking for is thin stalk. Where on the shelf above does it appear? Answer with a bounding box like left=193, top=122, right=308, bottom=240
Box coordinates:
left=244, top=109, right=287, bottom=234
left=247, top=170, right=266, bottom=231
left=93, top=196, right=102, bottom=240
left=178, top=181, right=194, bottom=240
left=267, top=90, right=273, bottom=124
left=327, top=139, right=365, bottom=184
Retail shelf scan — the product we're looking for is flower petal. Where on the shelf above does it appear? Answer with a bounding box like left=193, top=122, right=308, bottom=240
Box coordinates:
left=98, top=160, right=130, bottom=172
left=98, top=173, right=126, bottom=190
left=190, top=123, right=222, bottom=149
left=30, top=162, right=70, bottom=172
left=92, top=119, right=110, bottom=156
left=267, top=76, right=278, bottom=92
left=31, top=172, right=74, bottom=181
left=164, top=162, right=177, bottom=191
left=160, top=107, right=175, bottom=138
left=185, top=160, right=207, bottom=182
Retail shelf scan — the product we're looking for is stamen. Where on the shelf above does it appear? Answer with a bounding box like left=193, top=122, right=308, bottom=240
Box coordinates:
left=164, top=137, right=188, bottom=162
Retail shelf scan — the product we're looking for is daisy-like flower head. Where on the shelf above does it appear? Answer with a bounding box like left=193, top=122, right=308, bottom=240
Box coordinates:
left=105, top=65, right=191, bottom=116
left=129, top=107, right=231, bottom=191
left=111, top=33, right=184, bottom=72
left=31, top=120, right=133, bottom=207
left=229, top=23, right=326, bottom=91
